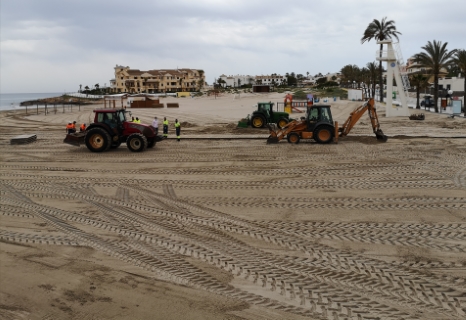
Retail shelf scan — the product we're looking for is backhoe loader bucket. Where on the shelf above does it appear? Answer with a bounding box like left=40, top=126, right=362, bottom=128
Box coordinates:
left=266, top=123, right=279, bottom=144
left=375, top=129, right=388, bottom=142
left=267, top=135, right=279, bottom=144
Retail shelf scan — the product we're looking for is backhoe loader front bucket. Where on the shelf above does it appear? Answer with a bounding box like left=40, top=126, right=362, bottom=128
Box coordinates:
left=266, top=123, right=279, bottom=144
left=375, top=129, right=388, bottom=142
left=267, top=135, right=279, bottom=144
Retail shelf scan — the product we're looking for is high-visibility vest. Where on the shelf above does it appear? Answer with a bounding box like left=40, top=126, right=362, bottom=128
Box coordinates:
left=71, top=123, right=76, bottom=129
left=136, top=120, right=141, bottom=124
left=66, top=123, right=74, bottom=129
left=174, top=122, right=180, bottom=128
left=80, top=124, right=86, bottom=131
left=163, top=120, right=169, bottom=126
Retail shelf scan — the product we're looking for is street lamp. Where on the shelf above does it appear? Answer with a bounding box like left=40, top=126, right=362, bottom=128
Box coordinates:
left=448, top=90, right=453, bottom=106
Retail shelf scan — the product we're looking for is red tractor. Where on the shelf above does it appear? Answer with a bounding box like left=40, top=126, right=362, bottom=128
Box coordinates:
left=64, top=108, right=162, bottom=152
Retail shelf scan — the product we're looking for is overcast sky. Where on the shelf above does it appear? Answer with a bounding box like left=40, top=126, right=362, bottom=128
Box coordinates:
left=1, top=0, right=465, bottom=93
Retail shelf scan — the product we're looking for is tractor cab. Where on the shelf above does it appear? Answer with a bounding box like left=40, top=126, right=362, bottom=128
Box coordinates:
left=250, top=102, right=290, bottom=128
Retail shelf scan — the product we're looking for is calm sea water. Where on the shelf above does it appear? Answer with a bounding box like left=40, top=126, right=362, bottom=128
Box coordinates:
left=0, top=92, right=66, bottom=111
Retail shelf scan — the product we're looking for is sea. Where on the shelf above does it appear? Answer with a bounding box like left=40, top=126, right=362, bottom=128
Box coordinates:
left=0, top=92, right=66, bottom=111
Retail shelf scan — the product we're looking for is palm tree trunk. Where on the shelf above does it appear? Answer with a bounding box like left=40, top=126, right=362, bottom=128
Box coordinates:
left=434, top=75, right=439, bottom=113
left=463, top=77, right=466, bottom=113
left=416, top=88, right=420, bottom=109
left=379, top=43, right=384, bottom=103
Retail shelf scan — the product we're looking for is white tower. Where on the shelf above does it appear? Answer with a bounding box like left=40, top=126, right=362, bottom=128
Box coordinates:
left=376, top=40, right=410, bottom=117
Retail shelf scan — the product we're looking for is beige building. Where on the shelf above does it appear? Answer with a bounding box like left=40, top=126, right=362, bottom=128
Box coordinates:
left=110, top=65, right=205, bottom=94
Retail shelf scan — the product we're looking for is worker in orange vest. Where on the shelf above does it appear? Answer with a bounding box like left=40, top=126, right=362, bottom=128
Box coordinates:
left=72, top=121, right=77, bottom=131
left=66, top=121, right=75, bottom=134
left=80, top=123, right=86, bottom=132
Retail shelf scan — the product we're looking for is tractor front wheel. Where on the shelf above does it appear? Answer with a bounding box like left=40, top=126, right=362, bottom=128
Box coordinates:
left=251, top=116, right=265, bottom=128
left=277, top=118, right=288, bottom=129
left=85, top=128, right=111, bottom=152
left=287, top=132, right=300, bottom=144
left=313, top=125, right=334, bottom=144
left=127, top=133, right=147, bottom=152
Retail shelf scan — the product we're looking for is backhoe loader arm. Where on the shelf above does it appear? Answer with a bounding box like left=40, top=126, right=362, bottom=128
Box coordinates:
left=339, top=98, right=387, bottom=141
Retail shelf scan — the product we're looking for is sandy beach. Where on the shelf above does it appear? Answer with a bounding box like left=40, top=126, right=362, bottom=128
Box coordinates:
left=1, top=92, right=465, bottom=320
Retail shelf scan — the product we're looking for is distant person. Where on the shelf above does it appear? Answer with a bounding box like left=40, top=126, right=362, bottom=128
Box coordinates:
left=80, top=123, right=86, bottom=132
left=174, top=119, right=181, bottom=142
left=152, top=116, right=159, bottom=135
left=135, top=117, right=141, bottom=124
left=163, top=117, right=169, bottom=138
left=131, top=117, right=135, bottom=122
left=72, top=121, right=77, bottom=131
left=66, top=121, right=75, bottom=134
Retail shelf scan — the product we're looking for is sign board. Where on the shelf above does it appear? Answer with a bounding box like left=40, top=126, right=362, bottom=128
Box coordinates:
left=347, top=89, right=363, bottom=101
left=452, top=100, right=462, bottom=114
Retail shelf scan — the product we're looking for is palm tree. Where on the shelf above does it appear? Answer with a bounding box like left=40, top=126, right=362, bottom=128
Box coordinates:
left=452, top=49, right=466, bottom=112
left=366, top=62, right=379, bottom=98
left=414, top=40, right=457, bottom=112
left=340, top=64, right=360, bottom=88
left=409, top=74, right=429, bottom=109
left=361, top=17, right=401, bottom=103
left=197, top=70, right=205, bottom=91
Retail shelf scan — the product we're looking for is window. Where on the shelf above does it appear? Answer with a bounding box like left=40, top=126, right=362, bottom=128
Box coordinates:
left=320, top=108, right=333, bottom=122
left=308, top=108, right=319, bottom=121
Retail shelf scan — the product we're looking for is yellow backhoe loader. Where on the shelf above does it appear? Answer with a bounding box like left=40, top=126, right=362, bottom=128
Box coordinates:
left=267, top=98, right=387, bottom=144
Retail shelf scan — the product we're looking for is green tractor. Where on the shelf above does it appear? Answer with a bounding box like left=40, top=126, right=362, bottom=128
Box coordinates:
left=240, top=102, right=290, bottom=129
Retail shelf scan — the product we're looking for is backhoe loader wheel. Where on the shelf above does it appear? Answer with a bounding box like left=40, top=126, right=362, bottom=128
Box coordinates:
left=287, top=132, right=300, bottom=144
left=251, top=116, right=265, bottom=128
left=277, top=118, right=288, bottom=129
left=127, top=133, right=147, bottom=152
left=85, top=128, right=111, bottom=152
left=313, top=125, right=334, bottom=144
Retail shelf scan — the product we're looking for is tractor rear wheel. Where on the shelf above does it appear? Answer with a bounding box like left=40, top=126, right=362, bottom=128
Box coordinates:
left=277, top=118, right=288, bottom=129
left=127, top=133, right=147, bottom=152
left=313, top=125, right=334, bottom=144
left=251, top=116, right=265, bottom=128
left=287, top=132, right=300, bottom=144
left=85, top=128, right=111, bottom=152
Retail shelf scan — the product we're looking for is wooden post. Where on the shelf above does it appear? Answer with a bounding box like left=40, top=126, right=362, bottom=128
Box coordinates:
left=36, top=103, right=39, bottom=115
left=45, top=103, right=47, bottom=115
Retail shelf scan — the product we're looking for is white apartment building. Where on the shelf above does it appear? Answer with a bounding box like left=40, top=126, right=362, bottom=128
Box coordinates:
left=255, top=74, right=287, bottom=86
left=218, top=74, right=255, bottom=87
